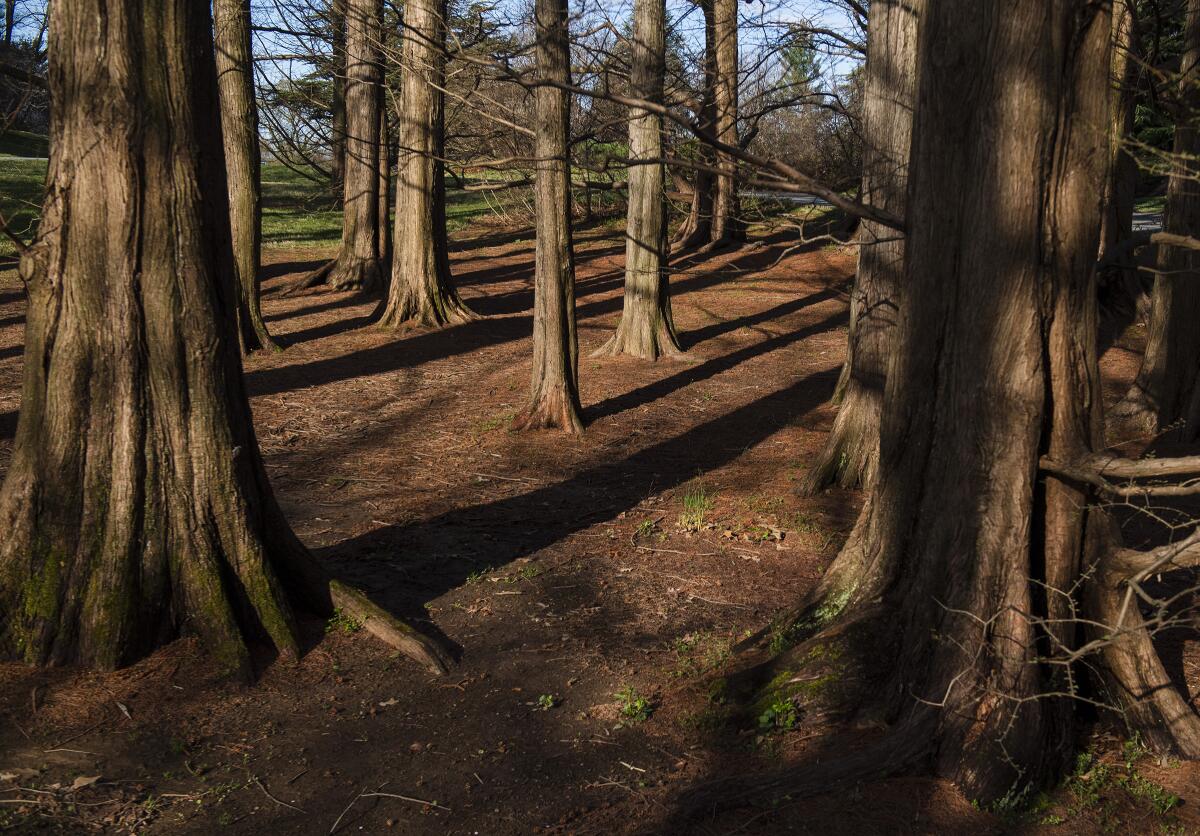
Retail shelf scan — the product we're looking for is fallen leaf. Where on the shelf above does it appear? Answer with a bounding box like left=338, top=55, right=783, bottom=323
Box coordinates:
left=70, top=775, right=101, bottom=790
left=378, top=698, right=398, bottom=707
left=0, top=768, right=38, bottom=782
left=116, top=702, right=131, bottom=720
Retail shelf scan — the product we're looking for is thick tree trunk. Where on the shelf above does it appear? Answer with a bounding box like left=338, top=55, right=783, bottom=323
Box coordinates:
left=592, top=0, right=682, bottom=360
left=801, top=0, right=915, bottom=494
left=214, top=0, right=278, bottom=354
left=0, top=0, right=446, bottom=678
left=512, top=0, right=584, bottom=434
left=376, top=0, right=475, bottom=328
left=330, top=0, right=347, bottom=196
left=708, top=0, right=743, bottom=248
left=377, top=79, right=392, bottom=268
left=673, top=0, right=716, bottom=249
left=1097, top=0, right=1144, bottom=320
left=297, top=0, right=384, bottom=293
left=1114, top=0, right=1200, bottom=440
left=712, top=0, right=1117, bottom=809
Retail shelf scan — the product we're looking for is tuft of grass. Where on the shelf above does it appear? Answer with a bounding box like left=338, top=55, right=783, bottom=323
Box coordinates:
left=678, top=482, right=715, bottom=531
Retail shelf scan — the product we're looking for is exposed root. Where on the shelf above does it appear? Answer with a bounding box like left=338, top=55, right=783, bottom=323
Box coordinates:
left=286, top=254, right=385, bottom=296
left=590, top=321, right=685, bottom=361
left=329, top=581, right=451, bottom=675
left=375, top=290, right=477, bottom=330
left=799, top=385, right=880, bottom=494
left=511, top=385, right=584, bottom=434
left=285, top=259, right=335, bottom=296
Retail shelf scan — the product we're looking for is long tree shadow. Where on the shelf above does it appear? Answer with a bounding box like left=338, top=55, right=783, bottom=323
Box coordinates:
left=314, top=362, right=841, bottom=632
left=259, top=259, right=330, bottom=283
left=0, top=409, right=15, bottom=441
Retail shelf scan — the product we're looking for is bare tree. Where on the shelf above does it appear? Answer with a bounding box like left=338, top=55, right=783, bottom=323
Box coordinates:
left=0, top=0, right=446, bottom=676
left=513, top=0, right=584, bottom=433
left=707, top=0, right=742, bottom=247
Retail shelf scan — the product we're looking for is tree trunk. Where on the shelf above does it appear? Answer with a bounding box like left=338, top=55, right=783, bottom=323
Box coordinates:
left=3, top=0, right=13, bottom=45
left=1113, top=0, right=1200, bottom=440
left=0, top=0, right=447, bottom=679
left=377, top=77, right=392, bottom=268
left=512, top=0, right=584, bottom=434
left=376, top=0, right=475, bottom=328
left=297, top=0, right=384, bottom=293
left=592, top=0, right=682, bottom=360
left=330, top=0, right=347, bottom=196
left=214, top=0, right=278, bottom=354
left=715, top=0, right=1118, bottom=808
left=800, top=0, right=916, bottom=494
left=708, top=0, right=743, bottom=247
left=1097, top=0, right=1144, bottom=320
left=673, top=0, right=716, bottom=249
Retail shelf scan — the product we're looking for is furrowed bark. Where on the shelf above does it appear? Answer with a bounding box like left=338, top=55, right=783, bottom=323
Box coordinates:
left=707, top=0, right=743, bottom=248
left=214, top=0, right=278, bottom=353
left=295, top=0, right=385, bottom=293
left=0, top=0, right=447, bottom=679
left=801, top=0, right=915, bottom=495
left=592, top=0, right=682, bottom=360
left=376, top=0, right=476, bottom=329
left=1112, top=0, right=1200, bottom=439
left=512, top=0, right=584, bottom=434
left=330, top=0, right=347, bottom=195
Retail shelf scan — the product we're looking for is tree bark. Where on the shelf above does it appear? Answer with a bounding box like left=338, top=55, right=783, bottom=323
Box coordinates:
left=297, top=0, right=385, bottom=293
left=330, top=0, right=347, bottom=196
left=592, top=0, right=682, bottom=360
left=1113, top=0, right=1200, bottom=440
left=673, top=0, right=716, bottom=249
left=512, top=0, right=584, bottom=433
left=376, top=0, right=475, bottom=328
left=0, top=0, right=447, bottom=678
left=708, top=0, right=743, bottom=247
left=377, top=72, right=392, bottom=268
left=718, top=0, right=1123, bottom=808
left=214, top=0, right=278, bottom=354
left=800, top=0, right=916, bottom=494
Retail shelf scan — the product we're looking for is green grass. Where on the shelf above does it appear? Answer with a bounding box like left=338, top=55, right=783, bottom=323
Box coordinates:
left=0, top=153, right=45, bottom=260
left=1135, top=195, right=1166, bottom=214
left=0, top=129, right=48, bottom=158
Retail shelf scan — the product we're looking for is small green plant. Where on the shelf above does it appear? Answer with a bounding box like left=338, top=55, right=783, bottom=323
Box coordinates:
left=1120, top=773, right=1180, bottom=816
left=635, top=518, right=657, bottom=538
left=537, top=694, right=558, bottom=711
left=325, top=608, right=361, bottom=635
left=474, top=410, right=516, bottom=434
left=615, top=686, right=652, bottom=723
left=465, top=566, right=493, bottom=585
left=757, top=696, right=799, bottom=732
left=678, top=482, right=714, bottom=531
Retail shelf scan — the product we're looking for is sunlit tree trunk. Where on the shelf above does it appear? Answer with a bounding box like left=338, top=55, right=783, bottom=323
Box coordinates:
left=377, top=0, right=475, bottom=328
left=801, top=0, right=916, bottom=494
left=673, top=0, right=716, bottom=249
left=330, top=0, right=347, bottom=195
left=593, top=0, right=682, bottom=360
left=708, top=0, right=743, bottom=247
left=512, top=0, right=584, bottom=433
left=0, top=0, right=446, bottom=677
left=214, top=0, right=278, bottom=353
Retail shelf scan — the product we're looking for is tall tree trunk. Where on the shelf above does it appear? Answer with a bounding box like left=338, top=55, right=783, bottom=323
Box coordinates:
left=592, top=0, right=682, bottom=360
left=673, top=0, right=716, bottom=249
left=377, top=0, right=475, bottom=328
left=214, top=0, right=278, bottom=354
left=512, top=0, right=584, bottom=433
left=800, top=0, right=916, bottom=494
left=711, top=0, right=1119, bottom=809
left=297, top=0, right=384, bottom=293
left=1097, top=0, right=1144, bottom=320
left=330, top=0, right=347, bottom=196
left=0, top=0, right=446, bottom=677
left=377, top=77, right=392, bottom=268
left=1113, top=0, right=1200, bottom=440
left=708, top=0, right=743, bottom=247
left=2, top=0, right=13, bottom=45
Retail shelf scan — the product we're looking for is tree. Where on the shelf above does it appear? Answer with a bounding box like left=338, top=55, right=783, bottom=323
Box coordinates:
left=592, top=0, right=682, bottom=360
left=377, top=0, right=476, bottom=328
left=214, top=0, right=278, bottom=353
left=0, top=0, right=446, bottom=678
left=1113, top=0, right=1200, bottom=440
left=800, top=0, right=916, bottom=494
left=673, top=0, right=717, bottom=249
left=512, top=0, right=584, bottom=433
left=697, top=0, right=1144, bottom=810
left=330, top=0, right=347, bottom=194
left=296, top=0, right=386, bottom=292
left=707, top=0, right=743, bottom=247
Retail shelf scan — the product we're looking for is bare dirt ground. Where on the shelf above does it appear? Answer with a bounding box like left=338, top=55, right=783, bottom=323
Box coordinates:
left=0, top=221, right=1198, bottom=834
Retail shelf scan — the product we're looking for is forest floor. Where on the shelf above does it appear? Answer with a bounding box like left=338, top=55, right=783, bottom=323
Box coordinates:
left=0, top=216, right=1198, bottom=835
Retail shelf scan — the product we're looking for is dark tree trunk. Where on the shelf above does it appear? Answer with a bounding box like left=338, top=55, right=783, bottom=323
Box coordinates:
left=0, top=0, right=446, bottom=678
left=512, top=0, right=584, bottom=433
left=708, top=0, right=743, bottom=248
left=214, top=0, right=278, bottom=354
left=712, top=0, right=1122, bottom=809
left=1113, top=0, right=1200, bottom=440
left=673, top=0, right=716, bottom=249
left=376, top=74, right=392, bottom=268
left=801, top=0, right=916, bottom=494
left=376, top=0, right=475, bottom=328
left=330, top=0, right=347, bottom=196
left=1097, top=0, right=1144, bottom=320
left=592, top=0, right=682, bottom=360
left=297, top=0, right=384, bottom=293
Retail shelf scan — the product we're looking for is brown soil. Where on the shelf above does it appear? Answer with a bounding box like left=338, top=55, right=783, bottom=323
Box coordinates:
left=0, top=220, right=1198, bottom=834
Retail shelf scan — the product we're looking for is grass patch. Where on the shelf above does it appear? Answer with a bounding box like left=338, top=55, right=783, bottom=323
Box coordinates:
left=678, top=481, right=715, bottom=531
left=0, top=129, right=48, bottom=157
